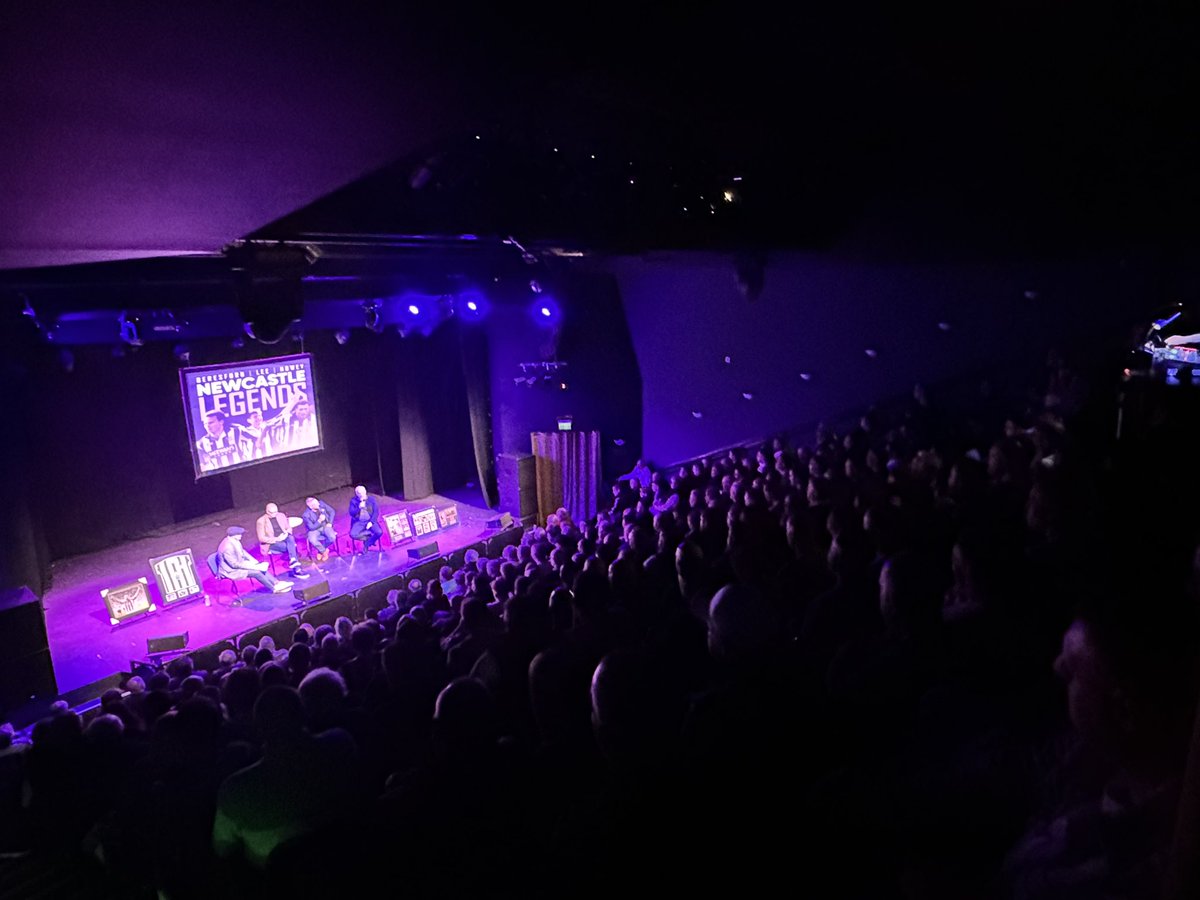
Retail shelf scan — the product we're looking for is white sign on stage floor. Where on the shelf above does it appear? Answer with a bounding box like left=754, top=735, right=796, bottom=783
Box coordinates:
left=149, top=548, right=205, bottom=606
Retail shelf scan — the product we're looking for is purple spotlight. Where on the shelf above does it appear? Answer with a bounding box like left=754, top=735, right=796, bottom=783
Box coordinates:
left=408, top=304, right=420, bottom=315
left=532, top=297, right=561, bottom=327
left=458, top=291, right=487, bottom=319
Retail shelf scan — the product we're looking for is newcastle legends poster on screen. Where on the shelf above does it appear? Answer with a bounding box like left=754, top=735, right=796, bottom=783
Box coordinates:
left=181, top=353, right=322, bottom=478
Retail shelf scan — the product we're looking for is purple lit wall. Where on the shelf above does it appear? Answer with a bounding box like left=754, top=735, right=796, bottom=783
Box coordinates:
left=0, top=6, right=483, bottom=269
left=486, top=274, right=642, bottom=483
left=613, top=251, right=1152, bottom=464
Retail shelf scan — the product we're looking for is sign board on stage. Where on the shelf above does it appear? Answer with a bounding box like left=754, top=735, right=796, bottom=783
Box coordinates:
left=437, top=505, right=459, bottom=529
left=411, top=506, right=439, bottom=537
left=101, top=577, right=155, bottom=626
left=384, top=511, right=413, bottom=544
left=149, top=549, right=205, bottom=605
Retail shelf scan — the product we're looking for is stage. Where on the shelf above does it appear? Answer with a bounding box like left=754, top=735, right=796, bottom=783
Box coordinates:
left=41, top=487, right=504, bottom=697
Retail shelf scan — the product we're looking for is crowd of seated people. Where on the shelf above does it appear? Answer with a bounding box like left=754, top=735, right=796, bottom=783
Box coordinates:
left=1, top=356, right=1198, bottom=899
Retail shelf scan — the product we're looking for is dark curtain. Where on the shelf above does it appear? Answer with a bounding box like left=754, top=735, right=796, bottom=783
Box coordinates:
left=0, top=424, right=50, bottom=596
left=396, top=337, right=435, bottom=500
left=531, top=430, right=601, bottom=526
left=0, top=316, right=50, bottom=595
left=396, top=322, right=487, bottom=501
left=460, top=322, right=497, bottom=507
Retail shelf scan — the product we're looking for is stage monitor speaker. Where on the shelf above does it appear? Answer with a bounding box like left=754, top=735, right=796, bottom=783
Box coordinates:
left=147, top=632, right=189, bottom=655
left=293, top=580, right=331, bottom=603
left=0, top=587, right=56, bottom=718
left=407, top=541, right=440, bottom=560
left=497, top=453, right=536, bottom=519
left=486, top=511, right=514, bottom=530
left=0, top=586, right=50, bottom=658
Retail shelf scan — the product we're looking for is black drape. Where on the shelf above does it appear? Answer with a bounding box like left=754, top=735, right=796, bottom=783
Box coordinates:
left=460, top=322, right=497, bottom=507
left=396, top=336, right=435, bottom=500
left=395, top=321, right=490, bottom=503
left=0, top=321, right=51, bottom=595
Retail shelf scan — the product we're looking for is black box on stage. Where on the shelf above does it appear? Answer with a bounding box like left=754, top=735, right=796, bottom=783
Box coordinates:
left=0, top=586, right=57, bottom=717
left=407, top=541, right=440, bottom=560
left=486, top=511, right=514, bottom=530
left=293, top=580, right=331, bottom=603
left=497, top=453, right=536, bottom=519
left=147, top=632, right=189, bottom=655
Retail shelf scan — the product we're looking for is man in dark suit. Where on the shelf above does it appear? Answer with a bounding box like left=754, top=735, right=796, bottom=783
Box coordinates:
left=348, top=485, right=383, bottom=552
left=302, top=496, right=338, bottom=562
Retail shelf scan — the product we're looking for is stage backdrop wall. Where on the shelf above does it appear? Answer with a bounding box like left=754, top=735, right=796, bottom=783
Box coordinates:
left=612, top=250, right=1159, bottom=465
left=18, top=330, right=387, bottom=564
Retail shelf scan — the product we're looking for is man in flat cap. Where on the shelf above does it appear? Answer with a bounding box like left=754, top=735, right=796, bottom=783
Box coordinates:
left=217, top=526, right=293, bottom=593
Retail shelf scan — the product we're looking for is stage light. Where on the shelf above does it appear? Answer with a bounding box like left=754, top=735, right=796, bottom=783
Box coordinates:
left=458, top=290, right=487, bottom=320
left=532, top=297, right=561, bottom=327
left=118, top=311, right=143, bottom=347
left=335, top=330, right=350, bottom=345
left=227, top=241, right=314, bottom=345
left=408, top=304, right=420, bottom=315
left=530, top=279, right=543, bottom=294
left=363, top=300, right=382, bottom=333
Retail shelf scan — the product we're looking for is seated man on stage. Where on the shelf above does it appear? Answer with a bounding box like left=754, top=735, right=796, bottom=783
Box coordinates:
left=302, top=496, right=338, bottom=562
left=218, top=526, right=293, bottom=593
left=256, top=503, right=310, bottom=579
left=348, top=485, right=383, bottom=553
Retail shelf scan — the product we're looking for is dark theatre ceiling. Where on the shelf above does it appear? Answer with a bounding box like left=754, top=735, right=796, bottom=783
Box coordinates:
left=2, top=3, right=1199, bottom=325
